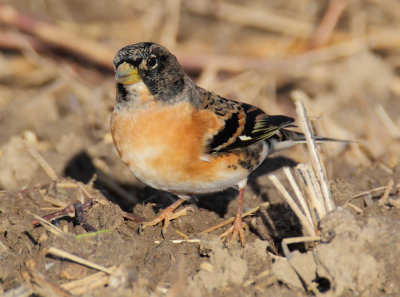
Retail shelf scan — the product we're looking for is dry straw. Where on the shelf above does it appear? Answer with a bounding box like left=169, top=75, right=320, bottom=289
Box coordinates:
left=268, top=90, right=336, bottom=238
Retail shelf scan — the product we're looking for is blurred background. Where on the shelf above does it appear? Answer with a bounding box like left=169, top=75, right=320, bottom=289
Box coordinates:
left=0, top=0, right=399, bottom=199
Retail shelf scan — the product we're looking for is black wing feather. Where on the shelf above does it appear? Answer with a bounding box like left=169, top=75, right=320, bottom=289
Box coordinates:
left=206, top=98, right=295, bottom=153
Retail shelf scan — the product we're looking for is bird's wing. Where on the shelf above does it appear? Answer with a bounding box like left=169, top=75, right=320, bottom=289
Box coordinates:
left=199, top=89, right=295, bottom=153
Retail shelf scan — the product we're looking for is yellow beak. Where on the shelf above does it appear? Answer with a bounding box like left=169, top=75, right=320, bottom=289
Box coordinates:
left=115, top=62, right=140, bottom=85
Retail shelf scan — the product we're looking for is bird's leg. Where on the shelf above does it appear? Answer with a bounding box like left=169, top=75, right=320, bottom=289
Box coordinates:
left=218, top=178, right=248, bottom=245
left=122, top=212, right=145, bottom=223
left=140, top=195, right=192, bottom=236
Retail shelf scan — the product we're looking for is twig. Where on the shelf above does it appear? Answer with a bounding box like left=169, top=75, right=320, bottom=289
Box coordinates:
left=349, top=183, right=400, bottom=200
left=175, top=229, right=189, bottom=239
left=343, top=201, right=364, bottom=214
left=26, top=210, right=64, bottom=236
left=379, top=179, right=394, bottom=205
left=46, top=247, right=113, bottom=274
left=309, top=0, right=347, bottom=49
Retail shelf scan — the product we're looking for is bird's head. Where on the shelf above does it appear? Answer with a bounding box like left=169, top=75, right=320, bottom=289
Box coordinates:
left=113, top=42, right=192, bottom=104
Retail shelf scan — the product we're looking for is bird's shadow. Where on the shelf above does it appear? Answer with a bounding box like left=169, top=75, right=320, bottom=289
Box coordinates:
left=197, top=156, right=298, bottom=216
left=64, top=151, right=304, bottom=250
left=63, top=151, right=141, bottom=211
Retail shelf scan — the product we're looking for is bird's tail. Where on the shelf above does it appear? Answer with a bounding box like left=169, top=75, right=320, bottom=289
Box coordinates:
left=268, top=128, right=351, bottom=154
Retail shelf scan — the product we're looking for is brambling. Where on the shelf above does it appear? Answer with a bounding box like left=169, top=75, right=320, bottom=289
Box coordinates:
left=111, top=42, right=336, bottom=245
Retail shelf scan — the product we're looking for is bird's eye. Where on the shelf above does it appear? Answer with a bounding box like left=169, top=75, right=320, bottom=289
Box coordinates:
left=147, top=56, right=158, bottom=68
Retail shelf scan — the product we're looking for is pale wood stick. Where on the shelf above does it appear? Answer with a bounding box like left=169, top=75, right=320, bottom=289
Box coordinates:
left=46, top=247, right=113, bottom=275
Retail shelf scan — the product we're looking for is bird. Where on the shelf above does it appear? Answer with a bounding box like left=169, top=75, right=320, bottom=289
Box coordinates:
left=111, top=42, right=339, bottom=245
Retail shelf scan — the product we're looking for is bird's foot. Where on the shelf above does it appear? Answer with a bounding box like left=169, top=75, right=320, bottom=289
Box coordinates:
left=219, top=215, right=247, bottom=246
left=199, top=214, right=247, bottom=246
left=139, top=198, right=193, bottom=236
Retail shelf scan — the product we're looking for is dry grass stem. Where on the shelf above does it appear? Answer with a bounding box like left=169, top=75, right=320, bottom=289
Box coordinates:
left=350, top=183, right=400, bottom=200
left=309, top=0, right=347, bottom=48
left=41, top=195, right=69, bottom=208
left=154, top=239, right=202, bottom=244
left=281, top=236, right=321, bottom=259
left=60, top=267, right=116, bottom=295
left=343, top=201, right=364, bottom=214
left=293, top=91, right=335, bottom=212
left=56, top=182, right=79, bottom=189
left=295, top=164, right=326, bottom=223
left=26, top=211, right=64, bottom=236
left=379, top=179, right=394, bottom=205
left=23, top=140, right=57, bottom=181
left=268, top=174, right=316, bottom=236
left=46, top=247, right=114, bottom=274
left=375, top=104, right=400, bottom=139
left=175, top=229, right=189, bottom=239
left=283, top=167, right=313, bottom=226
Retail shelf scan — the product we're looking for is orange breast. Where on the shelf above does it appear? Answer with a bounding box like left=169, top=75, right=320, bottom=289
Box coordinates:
left=111, top=101, right=254, bottom=193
